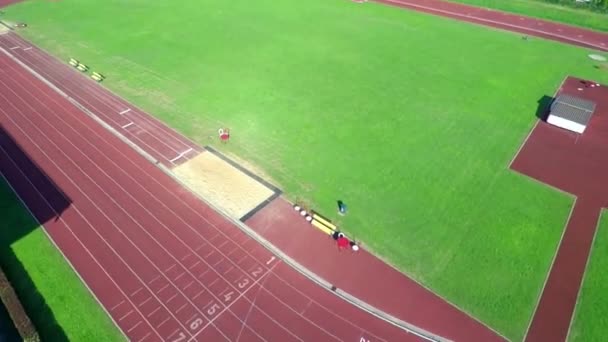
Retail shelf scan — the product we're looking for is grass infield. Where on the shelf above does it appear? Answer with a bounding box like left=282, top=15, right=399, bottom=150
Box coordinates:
left=568, top=211, right=608, bottom=342
left=0, top=179, right=124, bottom=341
left=2, top=0, right=608, bottom=339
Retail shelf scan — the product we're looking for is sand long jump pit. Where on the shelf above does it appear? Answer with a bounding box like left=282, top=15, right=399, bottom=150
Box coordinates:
left=172, top=146, right=281, bottom=221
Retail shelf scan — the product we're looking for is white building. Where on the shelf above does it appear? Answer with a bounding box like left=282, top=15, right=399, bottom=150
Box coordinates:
left=546, top=94, right=596, bottom=134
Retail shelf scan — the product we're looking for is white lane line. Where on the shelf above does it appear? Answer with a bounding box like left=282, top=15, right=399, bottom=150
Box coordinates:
left=175, top=303, right=188, bottom=314
left=158, top=316, right=171, bottom=328
left=119, top=310, right=133, bottom=321
left=266, top=256, right=275, bottom=265
left=110, top=300, right=125, bottom=311
left=137, top=332, right=151, bottom=342
left=119, top=108, right=131, bottom=114
left=148, top=275, right=161, bottom=285
left=127, top=321, right=143, bottom=333
left=131, top=287, right=144, bottom=297
left=23, top=47, right=32, bottom=51
left=188, top=260, right=201, bottom=270
left=10, top=46, right=19, bottom=50
left=122, top=122, right=134, bottom=129
left=169, top=148, right=193, bottom=163
left=146, top=306, right=161, bottom=318
left=138, top=297, right=153, bottom=308
left=157, top=283, right=170, bottom=294
left=167, top=293, right=179, bottom=303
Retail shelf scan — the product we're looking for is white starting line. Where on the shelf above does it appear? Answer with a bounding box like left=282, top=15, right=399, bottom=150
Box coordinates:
left=122, top=122, right=134, bottom=129
left=119, top=108, right=131, bottom=115
left=266, top=256, right=275, bottom=265
left=169, top=148, right=193, bottom=163
left=10, top=46, right=19, bottom=50
left=23, top=47, right=32, bottom=51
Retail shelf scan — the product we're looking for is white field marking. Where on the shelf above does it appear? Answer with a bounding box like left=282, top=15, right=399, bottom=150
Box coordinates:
left=213, top=258, right=224, bottom=267
left=23, top=47, right=32, bottom=51
left=169, top=148, right=193, bottom=163
left=0, top=147, right=149, bottom=342
left=176, top=303, right=189, bottom=314
left=194, top=244, right=206, bottom=252
left=204, top=249, right=215, bottom=258
left=266, top=256, right=275, bottom=265
left=174, top=272, right=186, bottom=281
left=128, top=321, right=143, bottom=333
left=147, top=306, right=162, bottom=318
left=137, top=332, right=151, bottom=342
left=138, top=297, right=153, bottom=307
left=188, top=263, right=278, bottom=342
left=122, top=122, right=134, bottom=129
left=110, top=300, right=125, bottom=311
left=182, top=281, right=195, bottom=291
left=379, top=0, right=608, bottom=51
left=0, top=89, right=197, bottom=336
left=165, top=264, right=177, bottom=272
left=222, top=266, right=234, bottom=275
left=10, top=46, right=19, bottom=50
left=148, top=275, right=161, bottom=285
left=192, top=289, right=206, bottom=300
left=197, top=269, right=210, bottom=280
left=119, top=310, right=134, bottom=321
left=181, top=254, right=191, bottom=261
left=131, top=287, right=144, bottom=297
left=119, top=108, right=131, bottom=115
left=167, top=293, right=179, bottom=303
left=208, top=278, right=220, bottom=288
left=188, top=261, right=201, bottom=270
left=157, top=283, right=170, bottom=294
left=216, top=240, right=228, bottom=249
left=158, top=316, right=171, bottom=328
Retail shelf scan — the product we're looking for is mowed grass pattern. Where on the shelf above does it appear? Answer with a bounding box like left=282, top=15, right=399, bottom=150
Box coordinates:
left=569, top=211, right=608, bottom=342
left=0, top=179, right=124, bottom=341
left=4, top=0, right=608, bottom=339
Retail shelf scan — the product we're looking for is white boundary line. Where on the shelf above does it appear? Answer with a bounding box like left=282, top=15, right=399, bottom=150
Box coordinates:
left=122, top=122, right=134, bottom=129
left=23, top=47, right=32, bottom=51
left=119, top=108, right=131, bottom=115
left=375, top=0, right=608, bottom=51
left=9, top=46, right=19, bottom=50
left=508, top=76, right=567, bottom=169
left=169, top=148, right=193, bottom=163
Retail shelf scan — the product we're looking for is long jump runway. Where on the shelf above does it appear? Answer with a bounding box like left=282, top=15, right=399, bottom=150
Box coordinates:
left=0, top=52, right=420, bottom=341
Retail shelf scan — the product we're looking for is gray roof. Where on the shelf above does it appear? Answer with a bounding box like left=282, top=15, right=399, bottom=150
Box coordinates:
left=550, top=94, right=596, bottom=125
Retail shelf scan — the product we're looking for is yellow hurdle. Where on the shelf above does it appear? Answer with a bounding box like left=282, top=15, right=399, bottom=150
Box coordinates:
left=91, top=74, right=102, bottom=82
left=68, top=58, right=79, bottom=67
left=312, top=212, right=337, bottom=231
left=311, top=219, right=334, bottom=236
left=92, top=72, right=104, bottom=79
left=76, top=63, right=88, bottom=72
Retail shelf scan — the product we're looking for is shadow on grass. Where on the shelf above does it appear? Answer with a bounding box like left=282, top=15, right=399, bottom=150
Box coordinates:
left=535, top=95, right=554, bottom=121
left=0, top=125, right=71, bottom=341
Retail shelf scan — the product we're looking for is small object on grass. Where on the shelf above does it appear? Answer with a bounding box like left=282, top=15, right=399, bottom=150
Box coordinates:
left=218, top=128, right=230, bottom=142
left=337, top=200, right=347, bottom=215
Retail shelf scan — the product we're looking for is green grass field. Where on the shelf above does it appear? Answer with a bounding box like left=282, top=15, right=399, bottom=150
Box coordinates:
left=568, top=211, right=608, bottom=342
left=0, top=179, right=124, bottom=341
left=3, top=0, right=608, bottom=340
left=448, top=0, right=608, bottom=32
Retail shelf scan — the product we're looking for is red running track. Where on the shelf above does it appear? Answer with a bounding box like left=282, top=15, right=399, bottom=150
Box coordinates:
left=0, top=33, right=202, bottom=168
left=0, top=52, right=422, bottom=341
left=511, top=77, right=608, bottom=342
left=374, top=0, right=608, bottom=52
